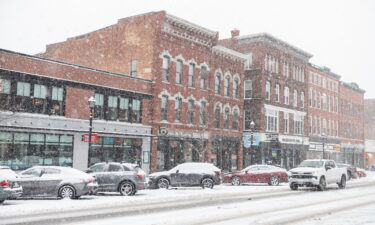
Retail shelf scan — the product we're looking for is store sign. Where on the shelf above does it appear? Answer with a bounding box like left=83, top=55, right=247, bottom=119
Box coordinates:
left=82, top=133, right=98, bottom=143
left=243, top=134, right=260, bottom=147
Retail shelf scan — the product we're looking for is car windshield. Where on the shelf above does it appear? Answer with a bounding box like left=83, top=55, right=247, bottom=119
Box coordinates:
left=298, top=161, right=324, bottom=168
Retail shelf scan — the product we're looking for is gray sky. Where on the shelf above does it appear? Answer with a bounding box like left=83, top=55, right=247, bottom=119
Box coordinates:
left=1, top=0, right=374, bottom=98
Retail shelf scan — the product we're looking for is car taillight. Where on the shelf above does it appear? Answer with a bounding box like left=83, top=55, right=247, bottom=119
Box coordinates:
left=82, top=177, right=94, bottom=183
left=0, top=180, right=9, bottom=187
left=136, top=173, right=145, bottom=179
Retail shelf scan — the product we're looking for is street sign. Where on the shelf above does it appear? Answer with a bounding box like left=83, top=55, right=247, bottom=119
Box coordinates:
left=82, top=133, right=98, bottom=143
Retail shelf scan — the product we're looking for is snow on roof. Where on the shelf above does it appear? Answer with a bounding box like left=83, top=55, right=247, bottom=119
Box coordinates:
left=236, top=32, right=313, bottom=60
left=212, top=45, right=249, bottom=61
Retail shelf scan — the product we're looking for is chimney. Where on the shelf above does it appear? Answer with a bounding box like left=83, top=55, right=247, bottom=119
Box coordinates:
left=231, top=29, right=240, bottom=38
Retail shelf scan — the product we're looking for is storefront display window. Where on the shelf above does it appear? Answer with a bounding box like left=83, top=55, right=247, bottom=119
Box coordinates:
left=0, top=131, right=73, bottom=170
left=89, top=136, right=142, bottom=166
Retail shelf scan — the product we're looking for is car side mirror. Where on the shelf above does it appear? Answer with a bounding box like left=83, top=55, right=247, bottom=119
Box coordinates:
left=176, top=170, right=179, bottom=174
left=245, top=170, right=248, bottom=174
left=85, top=169, right=93, bottom=173
left=39, top=170, right=45, bottom=177
left=326, top=166, right=332, bottom=171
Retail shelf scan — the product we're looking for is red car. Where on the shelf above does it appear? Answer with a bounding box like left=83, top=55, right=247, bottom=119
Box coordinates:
left=223, top=165, right=289, bottom=186
left=356, top=168, right=367, bottom=178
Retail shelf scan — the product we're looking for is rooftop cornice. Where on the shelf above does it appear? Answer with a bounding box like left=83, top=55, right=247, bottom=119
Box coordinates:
left=341, top=81, right=366, bottom=94
left=165, top=14, right=218, bottom=38
left=236, top=33, right=313, bottom=61
left=308, top=63, right=341, bottom=80
left=212, top=46, right=249, bottom=62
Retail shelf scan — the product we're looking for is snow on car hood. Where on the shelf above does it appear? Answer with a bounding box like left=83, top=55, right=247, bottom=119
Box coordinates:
left=290, top=167, right=323, bottom=173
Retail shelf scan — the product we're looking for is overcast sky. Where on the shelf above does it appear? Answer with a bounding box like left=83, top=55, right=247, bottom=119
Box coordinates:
left=1, top=0, right=374, bottom=98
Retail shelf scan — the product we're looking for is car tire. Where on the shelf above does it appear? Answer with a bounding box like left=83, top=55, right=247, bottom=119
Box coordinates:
left=317, top=177, right=326, bottom=191
left=290, top=183, right=298, bottom=191
left=59, top=185, right=76, bottom=199
left=268, top=176, right=280, bottom=186
left=119, top=181, right=136, bottom=196
left=201, top=178, right=214, bottom=189
left=231, top=176, right=241, bottom=186
left=338, top=175, right=346, bottom=189
left=157, top=178, right=170, bottom=189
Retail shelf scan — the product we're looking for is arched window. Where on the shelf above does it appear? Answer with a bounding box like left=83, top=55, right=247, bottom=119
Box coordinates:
left=174, top=97, right=182, bottom=121
left=224, top=107, right=230, bottom=129
left=233, top=78, right=239, bottom=98
left=224, top=76, right=230, bottom=96
left=215, top=73, right=221, bottom=94
left=233, top=109, right=239, bottom=130
left=294, top=90, right=298, bottom=107
left=176, top=60, right=183, bottom=84
left=214, top=106, right=221, bottom=128
left=161, top=95, right=168, bottom=121
left=162, top=56, right=170, bottom=82
left=200, top=66, right=207, bottom=89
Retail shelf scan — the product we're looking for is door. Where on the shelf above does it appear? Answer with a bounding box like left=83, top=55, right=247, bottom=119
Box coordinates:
left=170, top=169, right=188, bottom=186
left=19, top=168, right=43, bottom=196
left=89, top=163, right=108, bottom=191
left=39, top=168, right=63, bottom=196
left=245, top=167, right=259, bottom=183
left=104, top=163, right=125, bottom=191
left=325, top=161, right=337, bottom=184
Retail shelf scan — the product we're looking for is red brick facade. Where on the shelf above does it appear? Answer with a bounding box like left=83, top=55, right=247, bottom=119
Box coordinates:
left=42, top=11, right=246, bottom=172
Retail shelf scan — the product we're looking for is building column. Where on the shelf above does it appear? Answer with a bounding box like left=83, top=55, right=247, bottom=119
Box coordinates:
left=141, top=136, right=151, bottom=174
left=72, top=133, right=89, bottom=171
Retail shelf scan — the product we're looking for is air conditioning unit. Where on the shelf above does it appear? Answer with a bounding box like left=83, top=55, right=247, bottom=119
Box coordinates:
left=159, top=127, right=168, bottom=136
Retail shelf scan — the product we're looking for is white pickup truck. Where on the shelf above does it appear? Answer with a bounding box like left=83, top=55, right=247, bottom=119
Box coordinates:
left=289, top=159, right=347, bottom=191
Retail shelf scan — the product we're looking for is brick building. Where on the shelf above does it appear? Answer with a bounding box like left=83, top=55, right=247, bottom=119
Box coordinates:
left=0, top=49, right=153, bottom=172
left=364, top=99, right=375, bottom=168
left=306, top=64, right=341, bottom=161
left=339, top=82, right=365, bottom=167
left=41, top=11, right=249, bottom=172
left=220, top=32, right=310, bottom=169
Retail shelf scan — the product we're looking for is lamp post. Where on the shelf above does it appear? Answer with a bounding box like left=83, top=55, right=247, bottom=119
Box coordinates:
left=322, top=132, right=326, bottom=159
left=88, top=96, right=96, bottom=167
left=250, top=121, right=255, bottom=164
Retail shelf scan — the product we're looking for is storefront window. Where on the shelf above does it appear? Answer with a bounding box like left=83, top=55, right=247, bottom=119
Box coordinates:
left=0, top=132, right=73, bottom=170
left=89, top=136, right=142, bottom=166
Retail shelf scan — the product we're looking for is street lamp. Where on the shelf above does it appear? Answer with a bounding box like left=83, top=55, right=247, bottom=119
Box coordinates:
left=88, top=96, right=96, bottom=167
left=250, top=121, right=255, bottom=164
left=322, top=132, right=326, bottom=159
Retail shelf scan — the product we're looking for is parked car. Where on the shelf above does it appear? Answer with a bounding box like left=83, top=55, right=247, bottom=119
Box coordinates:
left=337, top=163, right=358, bottom=180
left=148, top=162, right=221, bottom=189
left=86, top=162, right=147, bottom=196
left=356, top=168, right=367, bottom=178
left=0, top=166, right=23, bottom=204
left=223, top=165, right=288, bottom=186
left=18, top=166, right=97, bottom=199
left=289, top=159, right=347, bottom=191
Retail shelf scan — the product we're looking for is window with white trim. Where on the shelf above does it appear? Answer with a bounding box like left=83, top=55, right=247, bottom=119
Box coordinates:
left=294, top=114, right=303, bottom=135
left=293, top=90, right=298, bottom=107
left=233, top=78, right=239, bottom=98
left=176, top=60, right=183, bottom=84
left=130, top=59, right=137, bottom=77
left=301, top=91, right=304, bottom=108
left=188, top=63, right=195, bottom=87
left=275, top=84, right=280, bottom=102
left=174, top=97, right=182, bottom=122
left=284, top=87, right=289, bottom=105
left=244, top=80, right=252, bottom=99
left=266, top=108, right=278, bottom=132
left=266, top=81, right=270, bottom=100
left=224, top=76, right=230, bottom=96
left=284, top=112, right=289, bottom=134
left=162, top=56, right=170, bottom=82
left=161, top=95, right=168, bottom=121
left=215, top=73, right=221, bottom=95
left=200, top=65, right=207, bottom=89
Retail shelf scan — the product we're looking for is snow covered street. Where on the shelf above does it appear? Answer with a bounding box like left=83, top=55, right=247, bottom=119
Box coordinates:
left=1, top=172, right=375, bottom=225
